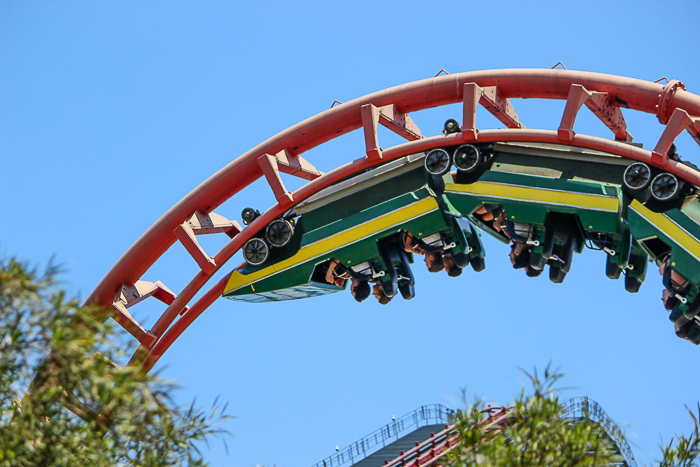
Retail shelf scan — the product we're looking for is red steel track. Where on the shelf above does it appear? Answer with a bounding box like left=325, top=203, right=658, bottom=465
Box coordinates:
left=79, top=69, right=700, bottom=381
left=381, top=406, right=514, bottom=467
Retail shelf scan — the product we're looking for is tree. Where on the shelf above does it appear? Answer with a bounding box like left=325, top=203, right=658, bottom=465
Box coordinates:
left=448, top=365, right=700, bottom=467
left=0, top=258, right=230, bottom=467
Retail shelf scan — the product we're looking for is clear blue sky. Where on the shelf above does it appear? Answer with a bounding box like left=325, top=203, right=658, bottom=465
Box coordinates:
left=2, top=2, right=700, bottom=466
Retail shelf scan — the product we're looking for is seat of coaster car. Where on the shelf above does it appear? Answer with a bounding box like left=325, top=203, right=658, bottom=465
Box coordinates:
left=670, top=296, right=700, bottom=327
left=530, top=213, right=584, bottom=283
left=378, top=238, right=415, bottom=300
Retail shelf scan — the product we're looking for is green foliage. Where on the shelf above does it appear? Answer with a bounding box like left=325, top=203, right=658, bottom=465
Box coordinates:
left=448, top=365, right=700, bottom=467
left=0, top=258, right=230, bottom=467
left=657, top=405, right=700, bottom=467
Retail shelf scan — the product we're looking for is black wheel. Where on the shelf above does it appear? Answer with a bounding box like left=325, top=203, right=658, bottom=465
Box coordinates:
left=469, top=255, right=486, bottom=272
left=529, top=252, right=546, bottom=270
left=549, top=265, right=567, bottom=283
left=623, top=162, right=652, bottom=191
left=650, top=173, right=680, bottom=201
left=443, top=118, right=461, bottom=134
left=243, top=238, right=269, bottom=266
left=624, top=275, right=641, bottom=293
left=453, top=144, right=481, bottom=173
left=241, top=207, right=260, bottom=225
left=605, top=255, right=622, bottom=280
left=424, top=149, right=451, bottom=176
left=265, top=219, right=294, bottom=247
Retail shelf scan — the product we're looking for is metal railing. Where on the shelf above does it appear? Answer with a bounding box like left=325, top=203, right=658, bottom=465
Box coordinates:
left=310, top=404, right=454, bottom=467
left=560, top=397, right=638, bottom=467
left=312, top=398, right=637, bottom=467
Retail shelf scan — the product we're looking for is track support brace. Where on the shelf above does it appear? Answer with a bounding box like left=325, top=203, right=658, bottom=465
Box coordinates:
left=558, top=84, right=633, bottom=142
left=652, top=108, right=700, bottom=165
left=258, top=153, right=295, bottom=206
left=112, top=280, right=185, bottom=348
left=462, top=83, right=525, bottom=140
left=362, top=104, right=383, bottom=160
left=175, top=211, right=242, bottom=274
left=378, top=104, right=422, bottom=141
left=275, top=149, right=324, bottom=181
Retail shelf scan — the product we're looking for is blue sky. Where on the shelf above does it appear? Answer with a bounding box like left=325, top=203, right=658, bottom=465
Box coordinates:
left=2, top=2, right=700, bottom=466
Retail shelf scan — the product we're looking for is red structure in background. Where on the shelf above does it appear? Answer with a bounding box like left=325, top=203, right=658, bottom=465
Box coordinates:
left=62, top=69, right=700, bottom=421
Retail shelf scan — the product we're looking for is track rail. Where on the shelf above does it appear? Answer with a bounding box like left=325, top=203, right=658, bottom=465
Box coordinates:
left=71, top=69, right=700, bottom=398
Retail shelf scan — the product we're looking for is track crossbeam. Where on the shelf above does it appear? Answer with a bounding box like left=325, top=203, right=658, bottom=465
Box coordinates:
left=558, top=84, right=633, bottom=142
left=112, top=280, right=184, bottom=348
left=652, top=108, right=700, bottom=165
left=462, top=83, right=525, bottom=140
left=175, top=211, right=242, bottom=274
left=259, top=153, right=295, bottom=206
left=378, top=104, right=423, bottom=141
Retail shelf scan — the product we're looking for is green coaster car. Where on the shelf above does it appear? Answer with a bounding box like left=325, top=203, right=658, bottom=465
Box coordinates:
left=223, top=154, right=485, bottom=303
left=430, top=140, right=700, bottom=343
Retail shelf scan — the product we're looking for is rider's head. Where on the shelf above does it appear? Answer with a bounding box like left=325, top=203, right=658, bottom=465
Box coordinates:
left=351, top=280, right=371, bottom=303
left=509, top=243, right=531, bottom=269
left=424, top=251, right=445, bottom=273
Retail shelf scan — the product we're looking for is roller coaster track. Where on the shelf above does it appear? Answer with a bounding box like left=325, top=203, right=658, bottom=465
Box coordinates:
left=314, top=398, right=636, bottom=467
left=49, top=69, right=700, bottom=419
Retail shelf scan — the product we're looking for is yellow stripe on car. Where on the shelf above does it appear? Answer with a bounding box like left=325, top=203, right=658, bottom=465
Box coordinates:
left=444, top=182, right=619, bottom=212
left=630, top=200, right=700, bottom=262
left=224, top=197, right=440, bottom=294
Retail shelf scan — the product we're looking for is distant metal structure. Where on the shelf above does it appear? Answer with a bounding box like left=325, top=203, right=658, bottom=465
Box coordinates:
left=561, top=397, right=638, bottom=467
left=316, top=398, right=637, bottom=467
left=312, top=404, right=454, bottom=467
left=35, top=69, right=700, bottom=421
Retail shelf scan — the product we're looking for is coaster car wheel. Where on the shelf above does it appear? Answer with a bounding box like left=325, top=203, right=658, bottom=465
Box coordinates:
left=265, top=218, right=294, bottom=248
left=650, top=173, right=680, bottom=201
left=243, top=238, right=269, bottom=266
left=453, top=144, right=481, bottom=173
left=623, top=162, right=652, bottom=192
left=424, top=149, right=452, bottom=176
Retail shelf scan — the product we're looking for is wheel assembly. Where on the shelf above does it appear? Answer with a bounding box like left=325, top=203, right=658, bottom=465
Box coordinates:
left=623, top=162, right=652, bottom=191
left=443, top=119, right=461, bottom=135
left=650, top=173, right=680, bottom=201
left=241, top=207, right=261, bottom=225
left=243, top=238, right=269, bottom=266
left=453, top=144, right=481, bottom=173
left=424, top=149, right=451, bottom=176
left=265, top=219, right=294, bottom=248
